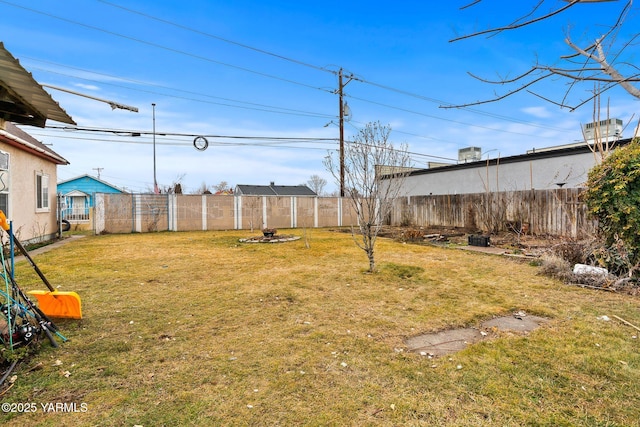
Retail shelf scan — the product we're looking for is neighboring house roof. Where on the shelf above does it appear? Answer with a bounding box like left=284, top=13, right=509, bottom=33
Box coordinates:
left=236, top=183, right=317, bottom=196
left=57, top=174, right=126, bottom=194
left=0, top=121, right=69, bottom=165
left=0, top=42, right=75, bottom=127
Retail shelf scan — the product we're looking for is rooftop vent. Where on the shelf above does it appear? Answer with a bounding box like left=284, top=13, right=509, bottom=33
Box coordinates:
left=458, top=147, right=481, bottom=163
left=582, top=118, right=623, bottom=141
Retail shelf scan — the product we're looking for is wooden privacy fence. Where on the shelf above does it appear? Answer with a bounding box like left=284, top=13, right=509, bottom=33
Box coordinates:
left=389, top=188, right=596, bottom=239
left=94, top=193, right=358, bottom=234
left=93, top=189, right=596, bottom=238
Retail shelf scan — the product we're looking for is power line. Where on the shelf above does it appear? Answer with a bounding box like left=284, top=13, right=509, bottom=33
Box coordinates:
left=342, top=116, right=453, bottom=146
left=97, top=0, right=571, bottom=134
left=0, top=1, right=329, bottom=93
left=20, top=0, right=571, bottom=135
left=43, top=124, right=338, bottom=141
left=30, top=132, right=339, bottom=151
left=33, top=56, right=545, bottom=143
left=34, top=57, right=544, bottom=144
left=33, top=56, right=556, bottom=142
left=1, top=0, right=579, bottom=155
left=346, top=94, right=557, bottom=140
left=355, top=77, right=570, bottom=132
left=35, top=125, right=457, bottom=162
left=5, top=1, right=571, bottom=140
left=35, top=126, right=340, bottom=152
left=329, top=71, right=563, bottom=139
left=97, top=0, right=335, bottom=75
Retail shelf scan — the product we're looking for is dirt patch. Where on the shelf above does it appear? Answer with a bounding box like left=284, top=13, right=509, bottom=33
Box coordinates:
left=406, top=312, right=549, bottom=357
left=239, top=235, right=301, bottom=243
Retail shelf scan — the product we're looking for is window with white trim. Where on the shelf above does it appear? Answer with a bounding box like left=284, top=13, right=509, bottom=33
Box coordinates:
left=0, top=151, right=8, bottom=216
left=36, top=172, right=49, bottom=211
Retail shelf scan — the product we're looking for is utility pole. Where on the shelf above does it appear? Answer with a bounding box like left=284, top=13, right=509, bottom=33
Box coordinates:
left=152, top=103, right=158, bottom=194
left=337, top=68, right=354, bottom=198
left=339, top=69, right=345, bottom=197
left=92, top=167, right=103, bottom=179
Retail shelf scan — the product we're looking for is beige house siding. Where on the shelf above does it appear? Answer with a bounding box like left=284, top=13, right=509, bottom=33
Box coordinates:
left=0, top=123, right=68, bottom=243
left=4, top=145, right=59, bottom=242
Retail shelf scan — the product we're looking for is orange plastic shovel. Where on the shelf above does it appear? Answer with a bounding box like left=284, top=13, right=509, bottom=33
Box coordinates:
left=0, top=211, right=82, bottom=319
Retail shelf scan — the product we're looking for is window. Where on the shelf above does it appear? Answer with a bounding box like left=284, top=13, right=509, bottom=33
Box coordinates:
left=0, top=151, right=8, bottom=171
left=0, top=151, right=8, bottom=216
left=36, top=172, right=49, bottom=211
left=0, top=193, right=7, bottom=216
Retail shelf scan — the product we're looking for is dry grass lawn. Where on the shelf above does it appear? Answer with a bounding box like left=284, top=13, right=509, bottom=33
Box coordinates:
left=1, top=229, right=639, bottom=426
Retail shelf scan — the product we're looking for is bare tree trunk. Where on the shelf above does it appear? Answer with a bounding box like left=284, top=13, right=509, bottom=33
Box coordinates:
left=325, top=122, right=412, bottom=273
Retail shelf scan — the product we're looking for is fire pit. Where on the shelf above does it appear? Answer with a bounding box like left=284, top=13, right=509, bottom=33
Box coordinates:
left=239, top=231, right=300, bottom=243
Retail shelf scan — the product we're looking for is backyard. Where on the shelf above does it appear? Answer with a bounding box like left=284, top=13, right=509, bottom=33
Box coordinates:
left=1, top=229, right=639, bottom=426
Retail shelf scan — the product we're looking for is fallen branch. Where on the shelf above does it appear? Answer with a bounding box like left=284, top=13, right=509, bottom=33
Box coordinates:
left=571, top=283, right=616, bottom=292
left=612, top=315, right=640, bottom=333
left=612, top=277, right=634, bottom=288
left=0, top=382, right=14, bottom=397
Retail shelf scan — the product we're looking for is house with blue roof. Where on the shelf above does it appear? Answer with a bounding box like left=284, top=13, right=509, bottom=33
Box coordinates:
left=57, top=174, right=126, bottom=229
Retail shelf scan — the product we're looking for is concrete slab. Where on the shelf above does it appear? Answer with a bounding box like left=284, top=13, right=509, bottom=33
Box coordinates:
left=13, top=234, right=86, bottom=260
left=406, top=313, right=549, bottom=357
left=481, top=314, right=549, bottom=332
left=406, top=328, right=484, bottom=357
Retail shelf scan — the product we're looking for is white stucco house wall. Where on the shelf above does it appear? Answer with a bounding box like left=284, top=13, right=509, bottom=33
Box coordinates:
left=391, top=141, right=630, bottom=197
left=0, top=122, right=69, bottom=243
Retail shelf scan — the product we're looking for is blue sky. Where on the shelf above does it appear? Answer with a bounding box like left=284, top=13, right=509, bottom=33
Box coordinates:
left=1, top=0, right=638, bottom=193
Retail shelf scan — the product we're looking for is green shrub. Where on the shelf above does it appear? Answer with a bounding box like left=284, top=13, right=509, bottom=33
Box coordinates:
left=584, top=140, right=640, bottom=275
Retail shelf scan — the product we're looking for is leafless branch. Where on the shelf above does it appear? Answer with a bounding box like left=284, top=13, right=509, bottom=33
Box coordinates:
left=440, top=71, right=554, bottom=109
left=460, top=0, right=481, bottom=10
left=566, top=35, right=640, bottom=98
left=449, top=0, right=640, bottom=109
left=526, top=91, right=570, bottom=109
left=450, top=0, right=579, bottom=42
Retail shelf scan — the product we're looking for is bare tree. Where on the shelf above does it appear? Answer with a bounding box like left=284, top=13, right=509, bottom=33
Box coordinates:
left=155, top=174, right=185, bottom=194
left=447, top=0, right=639, bottom=110
left=306, top=174, right=327, bottom=196
left=193, top=181, right=211, bottom=194
left=214, top=181, right=231, bottom=194
left=324, top=121, right=412, bottom=272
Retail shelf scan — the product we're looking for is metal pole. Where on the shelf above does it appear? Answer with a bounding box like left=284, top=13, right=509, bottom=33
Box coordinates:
left=152, top=103, right=158, bottom=194
left=339, top=69, right=345, bottom=198
left=42, top=84, right=139, bottom=112
left=9, top=221, right=14, bottom=280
